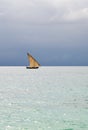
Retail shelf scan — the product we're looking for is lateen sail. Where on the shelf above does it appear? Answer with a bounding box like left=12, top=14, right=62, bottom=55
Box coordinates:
left=27, top=53, right=40, bottom=69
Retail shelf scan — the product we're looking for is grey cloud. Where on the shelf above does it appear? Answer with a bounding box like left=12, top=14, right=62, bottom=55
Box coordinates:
left=0, top=0, right=88, bottom=66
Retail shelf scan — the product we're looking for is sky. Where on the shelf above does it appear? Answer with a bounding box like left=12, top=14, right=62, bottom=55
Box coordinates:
left=0, top=0, right=88, bottom=66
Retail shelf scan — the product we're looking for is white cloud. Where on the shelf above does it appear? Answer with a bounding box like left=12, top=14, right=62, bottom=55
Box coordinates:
left=63, top=8, right=88, bottom=22
left=50, top=8, right=88, bottom=23
left=0, top=0, right=88, bottom=23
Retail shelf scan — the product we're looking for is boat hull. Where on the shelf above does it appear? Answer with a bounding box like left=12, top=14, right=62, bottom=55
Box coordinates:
left=26, top=66, right=39, bottom=69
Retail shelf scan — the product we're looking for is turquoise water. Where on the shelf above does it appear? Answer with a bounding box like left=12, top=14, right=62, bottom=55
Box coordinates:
left=0, top=66, right=88, bottom=130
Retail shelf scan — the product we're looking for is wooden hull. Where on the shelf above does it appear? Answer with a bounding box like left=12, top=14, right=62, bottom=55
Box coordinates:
left=26, top=66, right=39, bottom=69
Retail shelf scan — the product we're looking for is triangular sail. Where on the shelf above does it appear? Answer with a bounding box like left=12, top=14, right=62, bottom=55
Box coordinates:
left=27, top=53, right=40, bottom=68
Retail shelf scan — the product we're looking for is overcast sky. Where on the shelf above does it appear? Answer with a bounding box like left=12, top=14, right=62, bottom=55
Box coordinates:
left=0, top=0, right=88, bottom=66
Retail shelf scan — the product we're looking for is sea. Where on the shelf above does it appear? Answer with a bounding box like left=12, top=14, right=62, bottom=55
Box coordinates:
left=0, top=66, right=88, bottom=130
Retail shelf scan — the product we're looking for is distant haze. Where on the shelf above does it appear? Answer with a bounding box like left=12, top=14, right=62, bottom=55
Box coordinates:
left=0, top=0, right=88, bottom=66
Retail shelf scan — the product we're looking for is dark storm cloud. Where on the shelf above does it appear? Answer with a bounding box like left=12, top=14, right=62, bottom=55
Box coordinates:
left=0, top=0, right=88, bottom=65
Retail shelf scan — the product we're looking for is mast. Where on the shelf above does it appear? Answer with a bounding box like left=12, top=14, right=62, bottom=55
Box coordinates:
left=27, top=53, right=40, bottom=68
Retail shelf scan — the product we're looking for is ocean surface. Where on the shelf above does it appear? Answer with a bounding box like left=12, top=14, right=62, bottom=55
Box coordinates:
left=0, top=66, right=88, bottom=130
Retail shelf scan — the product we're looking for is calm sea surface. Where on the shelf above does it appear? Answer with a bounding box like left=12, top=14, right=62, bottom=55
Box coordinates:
left=0, top=66, right=88, bottom=130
